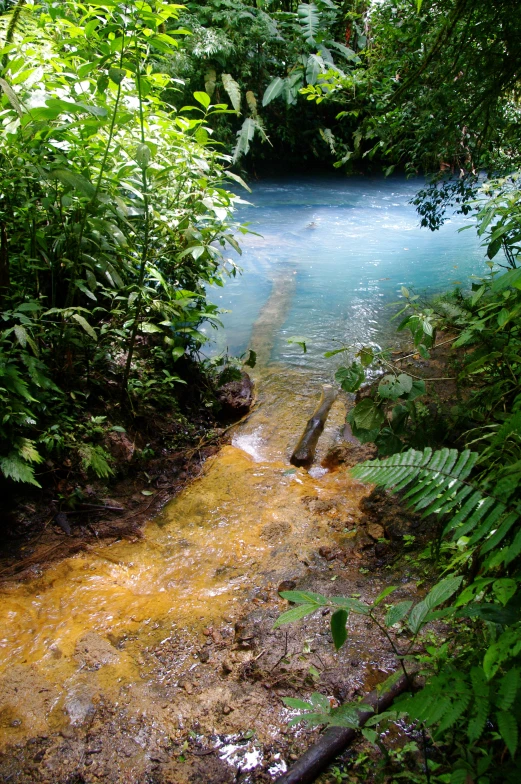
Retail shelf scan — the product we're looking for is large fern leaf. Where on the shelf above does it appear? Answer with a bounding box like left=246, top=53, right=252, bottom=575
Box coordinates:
left=350, top=448, right=520, bottom=551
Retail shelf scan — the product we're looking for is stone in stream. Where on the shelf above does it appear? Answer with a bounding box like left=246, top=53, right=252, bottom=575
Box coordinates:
left=217, top=371, right=254, bottom=420
left=290, top=384, right=337, bottom=468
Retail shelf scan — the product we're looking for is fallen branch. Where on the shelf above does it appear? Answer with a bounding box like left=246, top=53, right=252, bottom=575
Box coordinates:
left=275, top=671, right=413, bottom=784
left=290, top=385, right=337, bottom=468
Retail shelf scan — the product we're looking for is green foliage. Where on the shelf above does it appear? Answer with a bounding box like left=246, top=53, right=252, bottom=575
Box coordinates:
left=0, top=0, right=246, bottom=487
left=174, top=0, right=360, bottom=166
left=299, top=0, right=521, bottom=224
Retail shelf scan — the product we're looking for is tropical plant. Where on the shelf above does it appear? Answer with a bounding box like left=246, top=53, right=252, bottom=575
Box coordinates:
left=0, top=0, right=247, bottom=487
left=276, top=445, right=521, bottom=779
left=166, top=0, right=361, bottom=166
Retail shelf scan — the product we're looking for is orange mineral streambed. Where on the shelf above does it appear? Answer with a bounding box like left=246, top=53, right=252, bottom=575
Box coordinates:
left=0, top=274, right=374, bottom=774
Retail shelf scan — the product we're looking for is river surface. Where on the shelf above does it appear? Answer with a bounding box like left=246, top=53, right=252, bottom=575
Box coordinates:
left=0, top=176, right=487, bottom=781
left=206, top=175, right=487, bottom=372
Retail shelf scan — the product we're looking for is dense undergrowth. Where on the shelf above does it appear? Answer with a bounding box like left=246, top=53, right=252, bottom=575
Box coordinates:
left=0, top=0, right=251, bottom=493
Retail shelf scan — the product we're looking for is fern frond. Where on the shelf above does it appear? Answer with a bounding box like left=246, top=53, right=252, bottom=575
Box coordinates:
left=350, top=448, right=520, bottom=551
left=497, top=710, right=518, bottom=757
left=496, top=668, right=520, bottom=711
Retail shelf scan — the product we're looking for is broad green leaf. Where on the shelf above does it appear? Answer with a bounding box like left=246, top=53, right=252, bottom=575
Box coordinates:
left=358, top=346, right=374, bottom=368
left=262, top=77, right=285, bottom=107
left=0, top=77, right=23, bottom=116
left=221, top=74, right=241, bottom=114
left=352, top=398, right=385, bottom=430
left=483, top=629, right=521, bottom=680
left=109, top=67, right=125, bottom=84
left=330, top=596, right=369, bottom=614
left=13, top=324, right=28, bottom=348
left=193, top=90, right=211, bottom=109
left=407, top=600, right=429, bottom=634
left=287, top=336, right=307, bottom=353
left=335, top=362, right=365, bottom=392
left=279, top=590, right=327, bottom=604
left=273, top=603, right=319, bottom=628
left=72, top=313, right=97, bottom=340
left=136, top=143, right=152, bottom=168
left=423, top=576, right=463, bottom=610
left=49, top=169, right=96, bottom=199
left=385, top=600, right=413, bottom=627
left=232, top=117, right=257, bottom=161
left=373, top=586, right=398, bottom=606
left=492, top=578, right=517, bottom=606
left=306, top=54, right=323, bottom=85
left=282, top=697, right=313, bottom=710
left=330, top=608, right=348, bottom=650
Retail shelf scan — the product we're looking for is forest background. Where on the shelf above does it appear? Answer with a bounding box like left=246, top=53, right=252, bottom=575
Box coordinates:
left=1, top=1, right=521, bottom=782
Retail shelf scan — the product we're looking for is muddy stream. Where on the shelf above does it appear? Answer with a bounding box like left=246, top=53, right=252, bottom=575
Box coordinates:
left=0, top=177, right=487, bottom=783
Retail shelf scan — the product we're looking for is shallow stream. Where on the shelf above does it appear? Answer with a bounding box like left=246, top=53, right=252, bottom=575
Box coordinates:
left=0, top=176, right=487, bottom=782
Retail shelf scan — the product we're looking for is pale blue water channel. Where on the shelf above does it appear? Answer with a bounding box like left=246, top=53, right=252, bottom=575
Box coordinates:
left=204, top=175, right=488, bottom=375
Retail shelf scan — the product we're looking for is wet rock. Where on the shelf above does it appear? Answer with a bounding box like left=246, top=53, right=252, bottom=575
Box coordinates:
left=322, top=442, right=377, bottom=470
left=0, top=665, right=57, bottom=736
left=198, top=649, right=210, bottom=663
left=74, top=631, right=118, bottom=670
left=366, top=523, right=385, bottom=540
left=319, top=546, right=341, bottom=562
left=277, top=580, right=296, bottom=593
left=355, top=528, right=374, bottom=550
left=305, top=498, right=337, bottom=515
left=261, top=521, right=292, bottom=543
left=64, top=683, right=97, bottom=726
left=217, top=371, right=254, bottom=421
left=221, top=659, right=234, bottom=675
left=360, top=487, right=421, bottom=540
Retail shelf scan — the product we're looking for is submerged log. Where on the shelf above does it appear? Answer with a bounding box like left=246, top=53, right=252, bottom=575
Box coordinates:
left=290, top=384, right=337, bottom=468
left=275, top=672, right=412, bottom=784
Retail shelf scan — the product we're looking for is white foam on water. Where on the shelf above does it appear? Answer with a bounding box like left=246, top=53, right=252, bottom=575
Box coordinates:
left=308, top=466, right=328, bottom=478
left=232, top=427, right=266, bottom=461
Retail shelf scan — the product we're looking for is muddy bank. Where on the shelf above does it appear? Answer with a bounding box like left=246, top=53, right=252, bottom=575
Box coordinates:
left=0, top=370, right=255, bottom=582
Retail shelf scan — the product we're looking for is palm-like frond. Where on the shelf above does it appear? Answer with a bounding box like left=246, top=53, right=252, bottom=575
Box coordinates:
left=350, top=448, right=521, bottom=560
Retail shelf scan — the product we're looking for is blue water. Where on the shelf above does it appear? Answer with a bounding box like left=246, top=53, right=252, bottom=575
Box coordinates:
left=203, top=176, right=488, bottom=372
